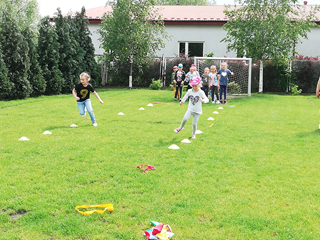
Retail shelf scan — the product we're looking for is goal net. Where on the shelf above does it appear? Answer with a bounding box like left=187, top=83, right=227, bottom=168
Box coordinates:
left=194, top=57, right=252, bottom=96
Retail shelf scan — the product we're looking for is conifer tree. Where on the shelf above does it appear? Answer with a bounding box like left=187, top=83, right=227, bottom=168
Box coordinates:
left=74, top=7, right=101, bottom=87
left=37, top=16, right=64, bottom=95
left=0, top=47, right=12, bottom=100
left=55, top=9, right=80, bottom=93
left=0, top=14, right=31, bottom=99
left=23, top=26, right=46, bottom=97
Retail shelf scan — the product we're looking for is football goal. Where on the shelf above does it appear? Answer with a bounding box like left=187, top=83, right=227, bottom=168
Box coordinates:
left=194, top=57, right=252, bottom=96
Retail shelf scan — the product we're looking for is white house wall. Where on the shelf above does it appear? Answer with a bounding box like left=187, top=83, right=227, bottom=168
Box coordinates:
left=296, top=27, right=320, bottom=57
left=154, top=24, right=237, bottom=58
left=89, top=23, right=319, bottom=59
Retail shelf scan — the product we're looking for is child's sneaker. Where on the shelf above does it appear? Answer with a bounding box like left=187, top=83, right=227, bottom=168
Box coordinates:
left=216, top=100, right=220, bottom=104
left=191, top=134, right=196, bottom=139
left=93, top=122, right=98, bottom=127
left=174, top=127, right=183, bottom=133
left=174, top=98, right=177, bottom=101
left=224, top=100, right=227, bottom=104
left=212, top=101, right=215, bottom=103
left=82, top=112, right=86, bottom=118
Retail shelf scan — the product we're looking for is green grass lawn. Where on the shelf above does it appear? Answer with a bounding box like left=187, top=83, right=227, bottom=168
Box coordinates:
left=1, top=89, right=320, bottom=240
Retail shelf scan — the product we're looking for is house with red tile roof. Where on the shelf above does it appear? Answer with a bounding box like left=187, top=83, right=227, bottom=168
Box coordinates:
left=68, top=5, right=320, bottom=58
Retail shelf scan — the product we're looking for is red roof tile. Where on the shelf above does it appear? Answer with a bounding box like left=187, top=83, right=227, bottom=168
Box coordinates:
left=67, top=5, right=320, bottom=23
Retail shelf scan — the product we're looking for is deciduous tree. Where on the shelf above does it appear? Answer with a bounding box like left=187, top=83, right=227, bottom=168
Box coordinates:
left=222, top=0, right=319, bottom=92
left=100, top=0, right=168, bottom=88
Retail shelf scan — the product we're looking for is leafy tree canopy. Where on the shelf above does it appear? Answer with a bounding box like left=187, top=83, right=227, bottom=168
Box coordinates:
left=222, top=0, right=320, bottom=65
left=100, top=0, right=169, bottom=67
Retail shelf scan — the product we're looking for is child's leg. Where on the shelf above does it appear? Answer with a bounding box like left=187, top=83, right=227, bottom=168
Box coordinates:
left=179, top=86, right=182, bottom=99
left=174, top=84, right=179, bottom=99
left=181, top=110, right=192, bottom=128
left=192, top=113, right=200, bottom=136
left=77, top=101, right=85, bottom=116
left=173, top=85, right=176, bottom=96
left=214, top=86, right=219, bottom=101
left=84, top=99, right=96, bottom=124
left=219, top=86, right=224, bottom=101
left=223, top=86, right=227, bottom=101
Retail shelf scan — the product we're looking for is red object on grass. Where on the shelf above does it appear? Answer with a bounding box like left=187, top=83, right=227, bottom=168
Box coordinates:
left=152, top=224, right=164, bottom=235
left=137, top=164, right=156, bottom=172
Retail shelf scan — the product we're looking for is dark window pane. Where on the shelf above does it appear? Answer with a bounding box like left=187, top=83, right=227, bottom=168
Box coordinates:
left=189, top=43, right=203, bottom=57
left=179, top=42, right=185, bottom=56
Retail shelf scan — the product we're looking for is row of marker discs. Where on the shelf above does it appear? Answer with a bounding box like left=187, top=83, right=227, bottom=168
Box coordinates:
left=18, top=103, right=155, bottom=141
left=168, top=107, right=224, bottom=149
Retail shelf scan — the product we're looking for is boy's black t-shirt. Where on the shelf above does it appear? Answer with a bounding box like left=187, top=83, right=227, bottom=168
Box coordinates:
left=75, top=83, right=95, bottom=102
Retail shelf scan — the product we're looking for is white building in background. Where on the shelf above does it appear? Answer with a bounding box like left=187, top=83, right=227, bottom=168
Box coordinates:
left=68, top=5, right=320, bottom=58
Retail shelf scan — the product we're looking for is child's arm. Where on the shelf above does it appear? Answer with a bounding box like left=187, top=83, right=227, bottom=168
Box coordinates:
left=229, top=69, right=234, bottom=75
left=93, top=91, right=104, bottom=104
left=316, top=76, right=320, bottom=98
left=72, top=89, right=80, bottom=101
left=180, top=91, right=189, bottom=105
left=200, top=91, right=209, bottom=103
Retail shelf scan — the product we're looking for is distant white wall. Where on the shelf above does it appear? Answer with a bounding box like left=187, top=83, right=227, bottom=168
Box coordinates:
left=154, top=24, right=237, bottom=58
left=89, top=23, right=320, bottom=58
left=296, top=26, right=320, bottom=57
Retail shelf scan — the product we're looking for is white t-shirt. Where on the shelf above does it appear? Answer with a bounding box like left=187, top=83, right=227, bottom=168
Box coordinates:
left=181, top=89, right=209, bottom=114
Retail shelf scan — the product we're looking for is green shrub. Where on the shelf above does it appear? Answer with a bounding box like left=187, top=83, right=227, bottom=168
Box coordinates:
left=291, top=84, right=302, bottom=95
left=149, top=79, right=162, bottom=90
left=228, top=81, right=241, bottom=94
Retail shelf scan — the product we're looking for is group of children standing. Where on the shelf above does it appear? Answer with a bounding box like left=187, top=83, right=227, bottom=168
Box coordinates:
left=171, top=62, right=234, bottom=104
left=173, top=62, right=234, bottom=138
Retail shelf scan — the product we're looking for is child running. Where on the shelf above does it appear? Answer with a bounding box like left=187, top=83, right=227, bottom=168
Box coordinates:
left=217, top=62, right=234, bottom=104
left=72, top=72, right=103, bottom=127
left=174, top=76, right=209, bottom=139
left=209, top=65, right=220, bottom=104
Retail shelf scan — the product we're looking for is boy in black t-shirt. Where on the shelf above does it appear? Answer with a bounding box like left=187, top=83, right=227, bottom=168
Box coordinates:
left=72, top=72, right=103, bottom=127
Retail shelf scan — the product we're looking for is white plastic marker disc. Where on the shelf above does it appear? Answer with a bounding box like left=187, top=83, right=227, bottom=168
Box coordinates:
left=213, top=111, right=219, bottom=114
left=139, top=107, right=145, bottom=110
left=70, top=124, right=78, bottom=128
left=168, top=144, right=180, bottom=149
left=207, top=117, right=214, bottom=121
left=181, top=139, right=191, bottom=143
left=19, top=137, right=29, bottom=141
left=118, top=112, right=124, bottom=115
left=147, top=103, right=153, bottom=107
left=229, top=105, right=235, bottom=108
left=218, top=107, right=223, bottom=109
left=43, top=131, right=52, bottom=135
left=196, top=130, right=203, bottom=134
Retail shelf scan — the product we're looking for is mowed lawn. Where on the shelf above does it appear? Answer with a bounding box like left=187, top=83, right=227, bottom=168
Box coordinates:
left=1, top=89, right=320, bottom=240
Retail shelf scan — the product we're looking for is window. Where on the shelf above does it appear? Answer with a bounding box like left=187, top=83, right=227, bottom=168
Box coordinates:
left=179, top=42, right=203, bottom=57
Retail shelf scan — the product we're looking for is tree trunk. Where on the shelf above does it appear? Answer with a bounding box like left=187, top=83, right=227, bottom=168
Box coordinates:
left=129, top=57, right=133, bottom=89
left=259, top=60, right=263, bottom=93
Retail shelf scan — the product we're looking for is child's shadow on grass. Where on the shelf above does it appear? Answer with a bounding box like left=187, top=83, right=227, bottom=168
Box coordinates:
left=155, top=138, right=180, bottom=147
left=44, top=125, right=93, bottom=130
left=295, top=129, right=320, bottom=137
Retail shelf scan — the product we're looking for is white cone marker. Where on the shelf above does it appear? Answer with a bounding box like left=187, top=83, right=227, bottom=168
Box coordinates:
left=218, top=107, right=223, bottom=109
left=118, top=112, right=124, bottom=115
left=213, top=111, right=219, bottom=114
left=43, top=131, right=52, bottom=134
left=147, top=103, right=153, bottom=107
left=207, top=117, right=214, bottom=121
left=168, top=144, right=180, bottom=149
left=70, top=124, right=78, bottom=128
left=19, top=137, right=29, bottom=141
left=196, top=130, right=203, bottom=134
left=181, top=139, right=191, bottom=143
left=139, top=107, right=145, bottom=110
